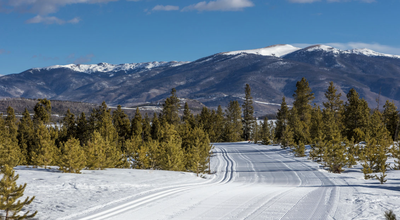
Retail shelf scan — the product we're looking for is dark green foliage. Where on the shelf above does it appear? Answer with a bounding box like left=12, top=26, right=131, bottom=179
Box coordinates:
left=224, top=100, right=242, bottom=142
left=17, top=109, right=34, bottom=165
left=112, top=105, right=131, bottom=143
left=275, top=97, right=289, bottom=141
left=382, top=100, right=399, bottom=141
left=292, top=77, right=314, bottom=123
left=151, top=113, right=162, bottom=141
left=33, top=99, right=51, bottom=125
left=142, top=114, right=152, bottom=142
left=242, top=84, right=255, bottom=141
left=343, top=88, right=370, bottom=142
left=131, top=108, right=143, bottom=138
left=161, top=88, right=181, bottom=126
left=385, top=210, right=397, bottom=220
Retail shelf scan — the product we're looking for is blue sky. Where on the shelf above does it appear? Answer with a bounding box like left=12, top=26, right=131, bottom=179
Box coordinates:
left=0, top=0, right=399, bottom=75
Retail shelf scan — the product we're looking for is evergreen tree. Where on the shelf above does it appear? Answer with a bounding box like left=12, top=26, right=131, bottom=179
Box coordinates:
left=0, top=131, right=21, bottom=169
left=382, top=100, right=399, bottom=141
left=112, top=105, right=131, bottom=146
left=58, top=138, right=86, bottom=173
left=185, top=127, right=213, bottom=176
left=159, top=124, right=184, bottom=171
left=242, top=84, right=255, bottom=141
left=384, top=210, right=397, bottom=220
left=323, top=81, right=344, bottom=113
left=280, top=123, right=294, bottom=149
left=76, top=112, right=90, bottom=146
left=293, top=141, right=306, bottom=157
left=151, top=113, right=162, bottom=141
left=17, top=109, right=34, bottom=165
left=31, top=123, right=57, bottom=169
left=60, top=109, right=76, bottom=143
left=85, top=131, right=121, bottom=170
left=33, top=99, right=51, bottom=125
left=161, top=88, right=181, bottom=126
left=343, top=88, right=370, bottom=142
left=323, top=130, right=348, bottom=173
left=252, top=120, right=259, bottom=144
left=142, top=113, right=152, bottom=142
left=5, top=107, right=18, bottom=143
left=214, top=105, right=225, bottom=142
left=261, top=116, right=271, bottom=145
left=224, top=100, right=242, bottom=142
left=131, top=108, right=143, bottom=138
left=182, top=102, right=191, bottom=123
left=310, top=105, right=323, bottom=141
left=275, top=97, right=289, bottom=141
left=0, top=165, right=37, bottom=220
left=292, top=77, right=314, bottom=123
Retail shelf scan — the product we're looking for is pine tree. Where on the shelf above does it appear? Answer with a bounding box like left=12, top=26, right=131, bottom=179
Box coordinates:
left=182, top=102, right=191, bottom=123
left=159, top=124, right=184, bottom=171
left=31, top=123, right=57, bottom=169
left=5, top=107, right=18, bottom=143
left=0, top=165, right=37, bottom=220
left=224, top=100, right=242, bottom=142
left=60, top=109, right=76, bottom=143
left=384, top=210, right=397, bottom=220
left=85, top=131, right=118, bottom=170
left=33, top=99, right=51, bottom=125
left=293, top=77, right=314, bottom=123
left=324, top=130, right=347, bottom=173
left=275, top=97, right=289, bottom=141
left=261, top=116, right=271, bottom=145
left=142, top=113, right=152, bottom=142
left=343, top=88, right=370, bottom=142
left=112, top=105, right=131, bottom=151
left=293, top=141, right=306, bottom=157
left=131, top=108, right=143, bottom=138
left=310, top=105, right=323, bottom=141
left=280, top=124, right=294, bottom=149
left=382, top=100, right=399, bottom=141
left=242, top=84, right=255, bottom=141
left=185, top=127, right=213, bottom=176
left=252, top=120, right=259, bottom=144
left=0, top=133, right=21, bottom=169
left=161, top=88, right=181, bottom=126
left=323, top=82, right=344, bottom=113
left=17, top=109, right=34, bottom=165
left=58, top=138, right=86, bottom=173
left=151, top=113, right=162, bottom=141
left=76, top=112, right=90, bottom=146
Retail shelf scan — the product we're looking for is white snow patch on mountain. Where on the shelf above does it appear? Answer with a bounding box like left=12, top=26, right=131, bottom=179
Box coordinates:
left=34, top=61, right=190, bottom=75
left=222, top=44, right=301, bottom=57
left=343, top=48, right=400, bottom=59
left=299, top=44, right=400, bottom=59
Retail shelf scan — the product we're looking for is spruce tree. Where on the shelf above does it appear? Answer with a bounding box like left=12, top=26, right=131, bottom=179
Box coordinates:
left=343, top=88, right=370, bottom=142
left=280, top=124, right=294, bottom=149
left=224, top=100, right=242, bottom=142
left=142, top=114, right=152, bottom=142
left=382, top=100, right=399, bottom=141
left=310, top=105, right=323, bottom=141
left=275, top=97, right=289, bottom=141
left=159, top=124, right=184, bottom=171
left=58, top=138, right=86, bottom=174
left=293, top=77, right=314, bottom=123
left=17, top=109, right=34, bottom=165
left=60, top=109, right=76, bottom=143
left=33, top=99, right=51, bottom=125
left=0, top=165, right=37, bottom=220
left=323, top=82, right=344, bottom=113
left=182, top=102, right=191, bottom=123
left=261, top=116, right=271, bottom=145
left=131, top=108, right=143, bottom=138
left=76, top=112, right=90, bottom=146
left=242, top=84, right=255, bottom=141
left=112, top=105, right=131, bottom=151
left=5, top=107, right=18, bottom=143
left=214, top=105, right=225, bottom=142
left=151, top=113, right=162, bottom=141
left=161, top=88, right=181, bottom=126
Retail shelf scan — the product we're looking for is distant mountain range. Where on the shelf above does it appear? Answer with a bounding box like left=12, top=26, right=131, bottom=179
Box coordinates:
left=1, top=44, right=400, bottom=116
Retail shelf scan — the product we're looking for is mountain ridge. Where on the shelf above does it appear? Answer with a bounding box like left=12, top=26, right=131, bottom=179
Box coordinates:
left=1, top=44, right=400, bottom=116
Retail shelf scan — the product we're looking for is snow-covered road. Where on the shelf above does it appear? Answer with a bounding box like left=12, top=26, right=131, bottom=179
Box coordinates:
left=76, top=142, right=351, bottom=220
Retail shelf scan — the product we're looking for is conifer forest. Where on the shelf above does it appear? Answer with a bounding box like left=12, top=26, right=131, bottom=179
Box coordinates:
left=1, top=79, right=400, bottom=219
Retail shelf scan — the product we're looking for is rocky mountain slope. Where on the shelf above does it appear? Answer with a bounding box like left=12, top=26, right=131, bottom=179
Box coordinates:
left=1, top=44, right=400, bottom=116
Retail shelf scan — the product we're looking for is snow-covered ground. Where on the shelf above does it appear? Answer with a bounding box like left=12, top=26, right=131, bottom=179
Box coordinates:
left=13, top=143, right=400, bottom=219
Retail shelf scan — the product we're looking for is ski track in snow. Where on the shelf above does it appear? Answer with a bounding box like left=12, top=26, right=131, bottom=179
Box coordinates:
left=15, top=142, right=400, bottom=219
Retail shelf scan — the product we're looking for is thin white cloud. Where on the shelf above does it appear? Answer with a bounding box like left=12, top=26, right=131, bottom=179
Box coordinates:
left=182, top=0, right=254, bottom=12
left=288, top=0, right=320, bottom=3
left=293, top=42, right=400, bottom=55
left=152, top=5, right=180, bottom=11
left=69, top=54, right=95, bottom=64
left=26, top=15, right=80, bottom=25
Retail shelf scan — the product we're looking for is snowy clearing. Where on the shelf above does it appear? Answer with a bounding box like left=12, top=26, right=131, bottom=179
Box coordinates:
left=14, top=142, right=400, bottom=219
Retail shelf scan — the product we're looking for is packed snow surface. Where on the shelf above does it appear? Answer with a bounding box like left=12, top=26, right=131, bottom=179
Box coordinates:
left=34, top=61, right=189, bottom=75
left=14, top=143, right=400, bottom=219
left=222, top=44, right=301, bottom=57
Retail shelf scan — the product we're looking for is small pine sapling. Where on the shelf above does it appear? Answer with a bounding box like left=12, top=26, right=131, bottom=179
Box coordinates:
left=0, top=165, right=37, bottom=220
left=385, top=210, right=397, bottom=220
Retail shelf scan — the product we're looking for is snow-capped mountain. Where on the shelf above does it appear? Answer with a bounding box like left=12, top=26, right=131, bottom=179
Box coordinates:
left=2, top=44, right=400, bottom=115
left=31, top=61, right=189, bottom=76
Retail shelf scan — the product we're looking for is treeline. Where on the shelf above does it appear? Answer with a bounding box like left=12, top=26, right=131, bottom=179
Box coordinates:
left=0, top=89, right=215, bottom=176
left=270, top=78, right=400, bottom=184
